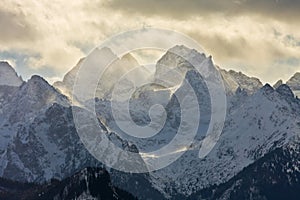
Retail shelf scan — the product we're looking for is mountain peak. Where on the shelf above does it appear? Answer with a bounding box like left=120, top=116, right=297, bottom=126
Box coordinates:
left=25, top=75, right=64, bottom=99
left=273, top=79, right=283, bottom=89
left=221, top=69, right=263, bottom=94
left=27, top=75, right=51, bottom=88
left=155, top=45, right=210, bottom=86
left=90, top=47, right=117, bottom=60
left=276, top=84, right=294, bottom=98
left=0, top=61, right=10, bottom=66
left=260, top=83, right=274, bottom=94
left=29, top=74, right=46, bottom=81
left=293, top=72, right=300, bottom=77
left=286, top=72, right=300, bottom=90
left=0, top=61, right=23, bottom=87
left=121, top=53, right=139, bottom=63
left=168, top=45, right=206, bottom=61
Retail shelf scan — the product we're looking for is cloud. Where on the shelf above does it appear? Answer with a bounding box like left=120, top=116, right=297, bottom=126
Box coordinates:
left=106, top=0, right=300, bottom=23
left=0, top=7, right=38, bottom=44
left=0, top=0, right=143, bottom=79
left=0, top=0, right=300, bottom=84
left=189, top=30, right=297, bottom=66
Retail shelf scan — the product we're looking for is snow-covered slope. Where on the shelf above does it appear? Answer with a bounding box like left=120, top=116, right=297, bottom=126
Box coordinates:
left=0, top=67, right=165, bottom=199
left=148, top=83, right=300, bottom=198
left=0, top=75, right=70, bottom=176
left=0, top=61, right=23, bottom=87
left=0, top=75, right=99, bottom=182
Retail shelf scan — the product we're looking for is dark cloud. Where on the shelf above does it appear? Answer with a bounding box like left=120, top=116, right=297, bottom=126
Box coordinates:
left=105, top=0, right=300, bottom=22
left=0, top=8, right=38, bottom=43
left=105, top=0, right=238, bottom=18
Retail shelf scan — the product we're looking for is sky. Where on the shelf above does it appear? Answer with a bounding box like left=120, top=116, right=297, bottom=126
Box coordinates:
left=0, top=0, right=300, bottom=84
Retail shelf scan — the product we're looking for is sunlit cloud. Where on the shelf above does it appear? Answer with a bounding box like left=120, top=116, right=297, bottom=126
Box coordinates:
left=0, top=0, right=299, bottom=84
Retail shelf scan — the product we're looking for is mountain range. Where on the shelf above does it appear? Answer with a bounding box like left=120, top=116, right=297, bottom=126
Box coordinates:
left=0, top=45, right=300, bottom=200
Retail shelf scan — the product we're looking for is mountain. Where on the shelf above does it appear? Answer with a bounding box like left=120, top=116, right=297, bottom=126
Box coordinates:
left=155, top=45, right=263, bottom=95
left=91, top=45, right=299, bottom=198
left=54, top=48, right=152, bottom=100
left=147, top=85, right=300, bottom=198
left=0, top=61, right=23, bottom=87
left=1, top=45, right=300, bottom=199
left=287, top=72, right=300, bottom=91
left=0, top=73, right=162, bottom=199
left=53, top=45, right=299, bottom=198
left=155, top=45, right=208, bottom=86
left=0, top=167, right=137, bottom=200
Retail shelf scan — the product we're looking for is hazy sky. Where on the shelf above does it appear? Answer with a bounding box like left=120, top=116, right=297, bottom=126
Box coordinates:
left=0, top=0, right=300, bottom=84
